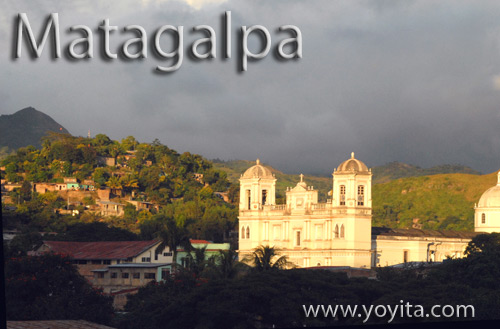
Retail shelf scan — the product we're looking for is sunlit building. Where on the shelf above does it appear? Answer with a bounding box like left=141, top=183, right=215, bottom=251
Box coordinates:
left=238, top=154, right=499, bottom=268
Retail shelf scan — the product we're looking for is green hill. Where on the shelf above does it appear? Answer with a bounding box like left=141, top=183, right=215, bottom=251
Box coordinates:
left=214, top=159, right=495, bottom=231
left=372, top=161, right=481, bottom=184
left=0, top=107, right=70, bottom=152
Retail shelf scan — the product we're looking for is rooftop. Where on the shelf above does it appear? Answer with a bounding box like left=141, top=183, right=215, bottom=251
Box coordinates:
left=40, top=240, right=160, bottom=260
left=372, top=227, right=478, bottom=239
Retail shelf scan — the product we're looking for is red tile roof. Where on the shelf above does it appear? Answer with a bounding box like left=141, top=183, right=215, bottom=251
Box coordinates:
left=190, top=239, right=211, bottom=244
left=41, top=240, right=160, bottom=260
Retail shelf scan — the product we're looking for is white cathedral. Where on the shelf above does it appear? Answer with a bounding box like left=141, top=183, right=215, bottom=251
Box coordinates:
left=238, top=153, right=500, bottom=268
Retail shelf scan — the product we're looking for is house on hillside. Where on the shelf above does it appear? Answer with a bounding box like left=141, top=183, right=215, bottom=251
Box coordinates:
left=126, top=199, right=159, bottom=212
left=98, top=200, right=126, bottom=216
left=64, top=177, right=80, bottom=190
left=97, top=156, right=116, bottom=167
left=33, top=182, right=58, bottom=193
left=80, top=179, right=95, bottom=191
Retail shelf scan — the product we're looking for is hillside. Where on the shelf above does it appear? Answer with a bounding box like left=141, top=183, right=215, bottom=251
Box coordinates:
left=1, top=133, right=236, bottom=242
left=214, top=159, right=496, bottom=231
left=0, top=107, right=70, bottom=151
left=372, top=161, right=481, bottom=184
left=372, top=172, right=498, bottom=231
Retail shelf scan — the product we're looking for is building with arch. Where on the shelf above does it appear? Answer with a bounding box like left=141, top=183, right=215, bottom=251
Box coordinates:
left=238, top=154, right=499, bottom=268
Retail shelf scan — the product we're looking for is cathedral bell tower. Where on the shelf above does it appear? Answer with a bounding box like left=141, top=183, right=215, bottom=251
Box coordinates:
left=331, top=152, right=372, bottom=267
left=239, top=159, right=276, bottom=211
left=238, top=159, right=277, bottom=252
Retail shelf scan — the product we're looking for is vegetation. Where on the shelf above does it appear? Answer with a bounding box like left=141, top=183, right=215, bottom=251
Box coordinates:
left=1, top=132, right=237, bottom=243
left=4, top=253, right=114, bottom=324
left=243, top=245, right=294, bottom=271
left=112, top=234, right=500, bottom=328
left=372, top=172, right=498, bottom=230
left=371, top=161, right=481, bottom=184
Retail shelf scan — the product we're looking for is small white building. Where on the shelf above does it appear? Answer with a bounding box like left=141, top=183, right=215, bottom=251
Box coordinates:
left=475, top=171, right=500, bottom=233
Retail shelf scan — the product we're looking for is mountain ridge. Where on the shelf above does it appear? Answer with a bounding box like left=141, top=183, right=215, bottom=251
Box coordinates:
left=0, top=107, right=70, bottom=151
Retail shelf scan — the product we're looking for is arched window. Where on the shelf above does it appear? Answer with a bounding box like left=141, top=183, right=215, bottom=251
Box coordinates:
left=334, top=224, right=339, bottom=238
left=241, top=227, right=245, bottom=239
left=262, top=190, right=268, bottom=205
left=357, top=185, right=364, bottom=206
left=340, top=224, right=345, bottom=238
left=482, top=213, right=486, bottom=224
left=340, top=185, right=346, bottom=206
left=246, top=226, right=250, bottom=239
left=246, top=190, right=251, bottom=210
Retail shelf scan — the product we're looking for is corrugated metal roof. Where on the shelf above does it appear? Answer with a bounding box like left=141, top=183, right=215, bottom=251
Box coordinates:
left=42, top=240, right=160, bottom=260
left=372, top=227, right=478, bottom=239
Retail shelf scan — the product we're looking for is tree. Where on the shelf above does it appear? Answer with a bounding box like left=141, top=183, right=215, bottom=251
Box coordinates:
left=243, top=245, right=294, bottom=271
left=20, top=180, right=33, bottom=202
left=464, top=233, right=500, bottom=256
left=5, top=253, right=114, bottom=324
left=106, top=175, right=123, bottom=195
left=121, top=174, right=139, bottom=194
left=121, top=136, right=139, bottom=151
left=184, top=246, right=215, bottom=277
left=154, top=212, right=192, bottom=271
left=213, top=249, right=246, bottom=279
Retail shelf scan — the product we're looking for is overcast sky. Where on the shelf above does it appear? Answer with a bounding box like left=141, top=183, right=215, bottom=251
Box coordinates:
left=1, top=0, right=500, bottom=175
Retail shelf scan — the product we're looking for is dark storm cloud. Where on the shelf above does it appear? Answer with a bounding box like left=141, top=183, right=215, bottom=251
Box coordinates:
left=1, top=0, right=500, bottom=175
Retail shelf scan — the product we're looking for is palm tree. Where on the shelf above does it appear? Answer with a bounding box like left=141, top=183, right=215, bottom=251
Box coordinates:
left=243, top=245, right=294, bottom=271
left=185, top=246, right=213, bottom=277
left=120, top=174, right=139, bottom=194
left=106, top=176, right=123, bottom=196
left=154, top=212, right=192, bottom=271
left=215, top=249, right=246, bottom=279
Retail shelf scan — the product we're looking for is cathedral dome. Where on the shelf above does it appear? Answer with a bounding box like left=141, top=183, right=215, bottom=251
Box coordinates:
left=336, top=152, right=369, bottom=173
left=241, top=159, right=274, bottom=179
left=477, top=171, right=500, bottom=208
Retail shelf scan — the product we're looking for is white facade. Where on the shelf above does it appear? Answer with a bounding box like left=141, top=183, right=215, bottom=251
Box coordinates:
left=238, top=154, right=373, bottom=268
left=238, top=155, right=497, bottom=269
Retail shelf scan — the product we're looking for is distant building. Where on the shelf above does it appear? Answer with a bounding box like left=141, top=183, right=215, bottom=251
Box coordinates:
left=97, top=156, right=116, bottom=167
left=126, top=199, right=159, bottom=212
left=97, top=200, right=126, bottom=217
left=64, top=177, right=80, bottom=190
left=92, top=263, right=172, bottom=309
left=33, top=182, right=58, bottom=193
